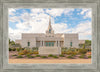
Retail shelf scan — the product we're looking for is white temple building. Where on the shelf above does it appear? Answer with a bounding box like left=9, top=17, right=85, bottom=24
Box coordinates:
left=15, top=16, right=79, bottom=54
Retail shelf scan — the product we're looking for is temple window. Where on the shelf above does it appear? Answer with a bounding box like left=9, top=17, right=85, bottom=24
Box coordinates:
left=49, top=29, right=51, bottom=33
left=70, top=42, right=72, bottom=47
left=27, top=42, right=30, bottom=46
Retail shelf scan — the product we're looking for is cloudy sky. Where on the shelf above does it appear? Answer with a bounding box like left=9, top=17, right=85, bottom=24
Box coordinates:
left=9, top=8, right=92, bottom=41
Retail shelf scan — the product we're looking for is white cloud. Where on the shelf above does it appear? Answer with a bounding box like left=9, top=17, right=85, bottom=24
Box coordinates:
left=46, top=9, right=64, bottom=17
left=46, top=8, right=74, bottom=17
left=52, top=23, right=68, bottom=33
left=71, top=21, right=92, bottom=40
left=63, top=8, right=74, bottom=15
left=9, top=16, right=20, bottom=22
left=9, top=8, right=16, bottom=16
left=80, top=8, right=92, bottom=19
left=31, top=8, right=44, bottom=14
left=84, top=10, right=92, bottom=19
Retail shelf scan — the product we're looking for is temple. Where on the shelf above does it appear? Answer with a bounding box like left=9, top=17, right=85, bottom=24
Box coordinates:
left=15, top=16, right=79, bottom=54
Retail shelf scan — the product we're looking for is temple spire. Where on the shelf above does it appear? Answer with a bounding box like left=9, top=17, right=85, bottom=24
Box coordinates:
left=49, top=16, right=51, bottom=26
left=49, top=16, right=52, bottom=29
left=46, top=16, right=54, bottom=34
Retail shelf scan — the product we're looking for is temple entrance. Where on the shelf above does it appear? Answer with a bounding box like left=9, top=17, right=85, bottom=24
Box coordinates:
left=45, top=42, right=54, bottom=46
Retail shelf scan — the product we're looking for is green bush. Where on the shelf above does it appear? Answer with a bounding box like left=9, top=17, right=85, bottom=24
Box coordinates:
left=12, top=48, right=16, bottom=51
left=87, top=48, right=91, bottom=52
left=36, top=55, right=40, bottom=57
left=88, top=55, right=91, bottom=58
left=66, top=51, right=72, bottom=55
left=79, top=49, right=88, bottom=54
left=18, top=49, right=34, bottom=55
left=41, top=56, right=47, bottom=58
left=59, top=54, right=65, bottom=57
left=12, top=54, right=17, bottom=56
left=21, top=48, right=25, bottom=50
left=18, top=49, right=29, bottom=55
left=16, top=48, right=20, bottom=52
left=33, top=51, right=38, bottom=54
left=67, top=55, right=73, bottom=59
left=79, top=56, right=84, bottom=58
left=26, top=54, right=31, bottom=56
left=48, top=54, right=53, bottom=57
left=9, top=48, right=12, bottom=51
left=66, top=51, right=77, bottom=56
left=26, top=55, right=34, bottom=58
left=61, top=52, right=66, bottom=54
left=16, top=55, right=23, bottom=58
left=79, top=54, right=85, bottom=58
left=53, top=56, right=58, bottom=58
left=18, top=52, right=24, bottom=55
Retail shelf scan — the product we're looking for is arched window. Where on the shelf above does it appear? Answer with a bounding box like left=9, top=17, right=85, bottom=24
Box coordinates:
left=28, top=42, right=30, bottom=46
left=70, top=42, right=72, bottom=47
left=49, top=29, right=51, bottom=33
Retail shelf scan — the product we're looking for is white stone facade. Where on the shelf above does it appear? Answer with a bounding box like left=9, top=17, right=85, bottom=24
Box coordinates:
left=16, top=33, right=79, bottom=48
left=15, top=16, right=79, bottom=54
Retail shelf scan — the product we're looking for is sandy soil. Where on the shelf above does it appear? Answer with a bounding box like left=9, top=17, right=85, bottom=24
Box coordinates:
left=9, top=59, right=91, bottom=64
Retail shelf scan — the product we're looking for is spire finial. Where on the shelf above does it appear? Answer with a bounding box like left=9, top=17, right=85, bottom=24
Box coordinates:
left=49, top=16, right=51, bottom=25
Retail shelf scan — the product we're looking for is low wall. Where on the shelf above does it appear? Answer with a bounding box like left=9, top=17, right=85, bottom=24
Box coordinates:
left=39, top=46, right=61, bottom=55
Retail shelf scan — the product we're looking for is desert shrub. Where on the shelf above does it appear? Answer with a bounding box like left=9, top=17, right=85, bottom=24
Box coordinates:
left=26, top=54, right=31, bottom=56
left=27, top=52, right=33, bottom=55
left=61, top=47, right=68, bottom=54
left=66, top=51, right=72, bottom=55
left=61, top=52, right=66, bottom=54
left=16, top=48, right=20, bottom=52
left=22, top=50, right=29, bottom=54
left=12, top=54, right=17, bottom=56
left=79, top=49, right=88, bottom=54
left=26, top=54, right=34, bottom=58
left=66, top=51, right=77, bottom=55
left=71, top=52, right=77, bottom=56
left=79, top=56, right=84, bottom=58
left=88, top=55, right=91, bottom=58
left=79, top=54, right=85, bottom=58
left=9, top=48, right=12, bottom=51
left=27, top=55, right=34, bottom=58
left=36, top=55, right=40, bottom=57
left=16, top=55, right=23, bottom=58
left=67, top=55, right=73, bottom=59
left=21, top=48, right=25, bottom=50
left=48, top=54, right=53, bottom=57
left=32, top=47, right=38, bottom=51
left=33, top=51, right=38, bottom=54
left=41, top=56, right=47, bottom=58
left=18, top=49, right=33, bottom=55
left=59, top=54, right=65, bottom=57
left=87, top=48, right=91, bottom=52
left=53, top=56, right=58, bottom=58
left=75, top=48, right=79, bottom=52
left=18, top=52, right=24, bottom=55
left=12, top=48, right=16, bottom=51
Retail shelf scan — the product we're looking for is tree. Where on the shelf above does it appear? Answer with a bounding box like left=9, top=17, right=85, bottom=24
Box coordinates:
left=85, top=40, right=91, bottom=46
left=83, top=44, right=85, bottom=49
left=10, top=41, right=15, bottom=45
left=9, top=39, right=15, bottom=45
left=9, top=39, right=11, bottom=44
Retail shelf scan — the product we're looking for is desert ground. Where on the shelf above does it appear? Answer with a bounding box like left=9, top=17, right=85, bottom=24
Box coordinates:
left=9, top=59, right=91, bottom=64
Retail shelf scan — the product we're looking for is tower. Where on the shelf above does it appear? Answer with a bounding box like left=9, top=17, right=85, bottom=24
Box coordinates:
left=46, top=16, right=54, bottom=37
